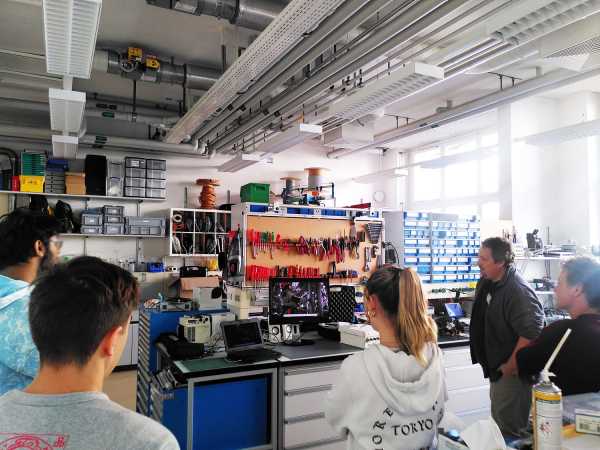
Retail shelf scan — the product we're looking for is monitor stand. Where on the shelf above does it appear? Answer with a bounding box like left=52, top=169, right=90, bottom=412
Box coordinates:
left=280, top=324, right=315, bottom=346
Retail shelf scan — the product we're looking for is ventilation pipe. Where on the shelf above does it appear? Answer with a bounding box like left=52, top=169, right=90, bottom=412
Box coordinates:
left=93, top=50, right=221, bottom=91
left=145, top=0, right=288, bottom=31
left=0, top=98, right=179, bottom=126
left=0, top=124, right=211, bottom=157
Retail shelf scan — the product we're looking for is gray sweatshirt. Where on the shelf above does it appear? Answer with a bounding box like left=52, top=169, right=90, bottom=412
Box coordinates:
left=0, top=390, right=180, bottom=450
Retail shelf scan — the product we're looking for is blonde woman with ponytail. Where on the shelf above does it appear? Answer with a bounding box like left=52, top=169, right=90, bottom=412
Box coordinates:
left=326, top=265, right=447, bottom=450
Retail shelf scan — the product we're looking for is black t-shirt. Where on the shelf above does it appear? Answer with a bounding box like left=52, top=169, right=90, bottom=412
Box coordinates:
left=516, top=314, right=600, bottom=395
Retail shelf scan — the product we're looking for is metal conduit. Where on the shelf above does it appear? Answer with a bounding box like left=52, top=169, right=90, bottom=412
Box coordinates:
left=328, top=66, right=600, bottom=159
left=0, top=124, right=209, bottom=157
left=193, top=0, right=399, bottom=141
left=209, top=0, right=469, bottom=153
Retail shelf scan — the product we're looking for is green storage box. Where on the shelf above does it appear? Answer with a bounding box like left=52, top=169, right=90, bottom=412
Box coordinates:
left=240, top=183, right=270, bottom=203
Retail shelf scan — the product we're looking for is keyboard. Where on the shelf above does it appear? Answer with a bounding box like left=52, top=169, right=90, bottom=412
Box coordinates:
left=228, top=347, right=281, bottom=363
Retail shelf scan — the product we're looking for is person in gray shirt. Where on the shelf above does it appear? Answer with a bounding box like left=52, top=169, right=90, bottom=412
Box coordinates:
left=0, top=256, right=179, bottom=450
left=469, top=237, right=544, bottom=439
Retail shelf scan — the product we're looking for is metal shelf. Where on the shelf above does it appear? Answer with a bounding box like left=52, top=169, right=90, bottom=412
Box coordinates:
left=0, top=190, right=164, bottom=202
left=170, top=254, right=218, bottom=257
left=62, top=234, right=166, bottom=239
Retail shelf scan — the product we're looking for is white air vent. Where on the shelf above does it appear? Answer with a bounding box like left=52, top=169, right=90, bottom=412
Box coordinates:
left=52, top=135, right=78, bottom=158
left=49, top=88, right=86, bottom=133
left=43, top=0, right=102, bottom=79
left=520, top=119, right=600, bottom=146
left=165, top=0, right=346, bottom=143
left=314, top=62, right=444, bottom=123
left=487, top=0, right=600, bottom=46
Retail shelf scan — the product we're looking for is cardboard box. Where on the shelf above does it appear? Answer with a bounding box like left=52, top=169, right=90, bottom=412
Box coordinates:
left=178, top=276, right=219, bottom=300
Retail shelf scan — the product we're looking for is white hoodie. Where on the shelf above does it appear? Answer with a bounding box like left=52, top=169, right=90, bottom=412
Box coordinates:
left=325, top=343, right=446, bottom=450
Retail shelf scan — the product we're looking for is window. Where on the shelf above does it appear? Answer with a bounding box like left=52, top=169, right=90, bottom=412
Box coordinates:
left=481, top=201, right=500, bottom=221
left=412, top=148, right=442, bottom=202
left=407, top=130, right=500, bottom=218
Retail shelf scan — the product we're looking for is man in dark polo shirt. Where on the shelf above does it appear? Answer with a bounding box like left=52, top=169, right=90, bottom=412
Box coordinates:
left=470, top=237, right=544, bottom=439
left=517, top=256, right=600, bottom=395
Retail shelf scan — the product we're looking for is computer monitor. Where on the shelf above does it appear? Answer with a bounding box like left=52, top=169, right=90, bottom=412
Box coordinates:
left=444, top=302, right=465, bottom=319
left=221, top=319, right=264, bottom=352
left=269, top=277, right=330, bottom=325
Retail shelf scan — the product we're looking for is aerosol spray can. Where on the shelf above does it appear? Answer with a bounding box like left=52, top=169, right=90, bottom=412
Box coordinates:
left=533, top=373, right=562, bottom=450
left=532, top=328, right=572, bottom=450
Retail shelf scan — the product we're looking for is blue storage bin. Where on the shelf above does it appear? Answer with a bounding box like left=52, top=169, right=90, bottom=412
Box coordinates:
left=405, top=248, right=418, bottom=255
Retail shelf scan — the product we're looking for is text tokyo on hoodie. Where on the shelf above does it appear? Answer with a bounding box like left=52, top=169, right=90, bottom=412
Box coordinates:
left=326, top=343, right=446, bottom=450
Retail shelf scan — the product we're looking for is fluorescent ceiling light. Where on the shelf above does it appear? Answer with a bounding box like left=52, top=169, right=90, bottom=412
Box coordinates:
left=43, top=0, right=102, bottom=79
left=256, top=124, right=322, bottom=154
left=419, top=147, right=497, bottom=169
left=218, top=153, right=273, bottom=173
left=165, top=0, right=346, bottom=144
left=487, top=0, right=600, bottom=46
left=49, top=88, right=86, bottom=132
left=519, top=118, right=600, bottom=146
left=52, top=135, right=78, bottom=158
left=353, top=168, right=408, bottom=184
left=313, top=62, right=444, bottom=123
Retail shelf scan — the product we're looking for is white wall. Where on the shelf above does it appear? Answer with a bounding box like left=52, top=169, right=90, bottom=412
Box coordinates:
left=509, top=92, right=600, bottom=248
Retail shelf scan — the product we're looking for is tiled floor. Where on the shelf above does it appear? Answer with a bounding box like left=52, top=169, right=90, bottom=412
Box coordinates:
left=103, top=369, right=137, bottom=411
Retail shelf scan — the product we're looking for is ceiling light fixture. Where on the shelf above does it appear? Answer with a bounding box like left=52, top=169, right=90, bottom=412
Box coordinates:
left=419, top=147, right=497, bottom=169
left=217, top=153, right=273, bottom=173
left=313, top=62, right=444, bottom=124
left=48, top=88, right=86, bottom=133
left=42, top=0, right=102, bottom=79
left=519, top=118, right=600, bottom=146
left=254, top=123, right=323, bottom=155
left=353, top=168, right=408, bottom=184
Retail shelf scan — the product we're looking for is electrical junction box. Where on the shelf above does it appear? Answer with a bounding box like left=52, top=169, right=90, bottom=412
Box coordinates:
left=338, top=323, right=379, bottom=349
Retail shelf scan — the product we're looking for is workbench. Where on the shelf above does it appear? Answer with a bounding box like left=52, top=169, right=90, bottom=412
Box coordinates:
left=146, top=331, right=487, bottom=450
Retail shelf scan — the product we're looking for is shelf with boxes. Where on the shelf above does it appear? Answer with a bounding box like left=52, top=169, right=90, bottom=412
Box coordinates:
left=3, top=150, right=168, bottom=200
left=80, top=205, right=166, bottom=236
left=403, top=211, right=481, bottom=284
left=169, top=208, right=232, bottom=257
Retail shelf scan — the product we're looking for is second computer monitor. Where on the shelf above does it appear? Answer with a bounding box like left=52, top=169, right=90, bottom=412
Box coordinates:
left=269, top=277, right=330, bottom=325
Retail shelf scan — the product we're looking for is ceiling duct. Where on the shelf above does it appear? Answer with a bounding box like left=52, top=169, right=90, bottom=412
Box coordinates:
left=165, top=0, right=347, bottom=144
left=313, top=62, right=444, bottom=124
left=467, top=11, right=600, bottom=74
left=42, top=0, right=102, bottom=79
left=52, top=135, right=78, bottom=158
left=487, top=0, right=600, bottom=46
left=145, top=0, right=287, bottom=31
left=48, top=88, right=86, bottom=133
left=328, top=66, right=600, bottom=158
left=94, top=49, right=220, bottom=91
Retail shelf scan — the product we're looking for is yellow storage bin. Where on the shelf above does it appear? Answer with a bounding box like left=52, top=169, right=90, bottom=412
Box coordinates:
left=19, top=175, right=45, bottom=193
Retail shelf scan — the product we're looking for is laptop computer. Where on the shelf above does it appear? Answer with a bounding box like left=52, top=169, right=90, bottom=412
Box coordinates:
left=221, top=319, right=281, bottom=363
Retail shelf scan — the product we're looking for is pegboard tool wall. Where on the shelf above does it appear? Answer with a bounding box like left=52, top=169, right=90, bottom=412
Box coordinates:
left=245, top=215, right=383, bottom=283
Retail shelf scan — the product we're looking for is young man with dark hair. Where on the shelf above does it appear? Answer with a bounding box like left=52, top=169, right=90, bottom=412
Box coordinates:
left=470, top=237, right=544, bottom=439
left=517, top=256, right=600, bottom=395
left=0, top=208, right=62, bottom=394
left=0, top=256, right=179, bottom=450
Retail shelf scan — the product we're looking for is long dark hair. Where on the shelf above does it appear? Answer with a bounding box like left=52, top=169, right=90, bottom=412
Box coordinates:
left=366, top=266, right=437, bottom=365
